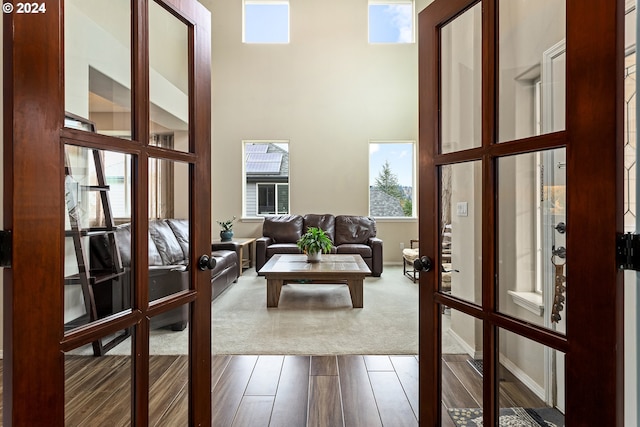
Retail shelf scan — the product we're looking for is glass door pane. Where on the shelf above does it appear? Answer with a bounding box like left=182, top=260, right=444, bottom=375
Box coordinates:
left=440, top=161, right=482, bottom=305
left=149, top=0, right=190, bottom=153
left=65, top=0, right=132, bottom=138
left=64, top=145, right=133, bottom=354
left=498, top=0, right=566, bottom=142
left=498, top=329, right=565, bottom=425
left=497, top=149, right=567, bottom=334
left=440, top=3, right=482, bottom=154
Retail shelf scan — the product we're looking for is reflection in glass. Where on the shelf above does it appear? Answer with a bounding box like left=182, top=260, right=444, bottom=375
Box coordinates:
left=149, top=1, right=190, bottom=152
left=149, top=159, right=190, bottom=304
left=440, top=161, right=482, bottom=305
left=64, top=146, right=133, bottom=345
left=65, top=351, right=132, bottom=425
left=442, top=309, right=483, bottom=423
left=440, top=3, right=482, bottom=153
left=498, top=329, right=565, bottom=425
left=149, top=307, right=189, bottom=425
left=497, top=149, right=566, bottom=335
left=498, top=0, right=566, bottom=142
left=64, top=0, right=132, bottom=138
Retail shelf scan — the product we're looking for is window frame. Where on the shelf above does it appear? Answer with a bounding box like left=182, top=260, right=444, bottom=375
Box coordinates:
left=368, top=140, right=417, bottom=219
left=243, top=140, right=290, bottom=218
left=255, top=182, right=289, bottom=216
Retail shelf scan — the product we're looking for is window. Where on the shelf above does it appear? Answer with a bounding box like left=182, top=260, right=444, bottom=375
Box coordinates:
left=368, top=0, right=414, bottom=44
left=244, top=141, right=290, bottom=216
left=369, top=141, right=415, bottom=217
left=243, top=1, right=289, bottom=44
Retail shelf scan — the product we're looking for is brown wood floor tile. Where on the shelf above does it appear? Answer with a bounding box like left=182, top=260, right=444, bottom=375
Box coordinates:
left=338, top=355, right=383, bottom=427
left=308, top=375, right=343, bottom=427
left=269, top=356, right=310, bottom=427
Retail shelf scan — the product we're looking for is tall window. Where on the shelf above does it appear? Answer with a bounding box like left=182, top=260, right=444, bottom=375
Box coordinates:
left=243, top=1, right=290, bottom=43
left=244, top=141, right=290, bottom=216
left=369, top=141, right=415, bottom=217
left=368, top=0, right=414, bottom=44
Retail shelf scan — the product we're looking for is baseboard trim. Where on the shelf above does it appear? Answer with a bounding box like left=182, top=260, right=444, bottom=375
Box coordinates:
left=448, top=327, right=480, bottom=358
left=499, top=353, right=545, bottom=401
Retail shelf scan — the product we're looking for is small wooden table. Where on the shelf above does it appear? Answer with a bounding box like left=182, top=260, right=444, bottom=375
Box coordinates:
left=211, top=237, right=257, bottom=275
left=258, top=254, right=371, bottom=308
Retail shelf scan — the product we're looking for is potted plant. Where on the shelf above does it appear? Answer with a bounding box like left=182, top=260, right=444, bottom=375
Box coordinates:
left=217, top=216, right=236, bottom=241
left=296, top=227, right=333, bottom=262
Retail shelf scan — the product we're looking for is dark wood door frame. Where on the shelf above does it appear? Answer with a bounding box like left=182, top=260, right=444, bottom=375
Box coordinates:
left=418, top=0, right=624, bottom=425
left=3, top=0, right=212, bottom=424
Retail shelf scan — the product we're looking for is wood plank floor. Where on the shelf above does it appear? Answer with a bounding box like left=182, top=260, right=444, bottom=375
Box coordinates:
left=0, top=353, right=548, bottom=426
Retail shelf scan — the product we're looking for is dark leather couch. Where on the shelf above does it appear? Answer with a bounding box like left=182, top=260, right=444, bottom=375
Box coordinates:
left=255, top=214, right=383, bottom=276
left=91, top=219, right=239, bottom=330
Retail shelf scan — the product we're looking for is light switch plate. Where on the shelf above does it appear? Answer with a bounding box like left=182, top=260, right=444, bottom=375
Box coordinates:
left=456, top=202, right=468, bottom=217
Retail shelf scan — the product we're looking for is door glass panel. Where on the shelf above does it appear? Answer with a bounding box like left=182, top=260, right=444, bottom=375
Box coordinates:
left=497, top=149, right=567, bottom=335
left=64, top=146, right=133, bottom=335
left=498, top=329, right=566, bottom=425
left=149, top=1, right=190, bottom=152
left=440, top=161, right=482, bottom=305
left=498, top=0, right=566, bottom=143
left=442, top=309, right=483, bottom=423
left=149, top=159, right=190, bottom=302
left=623, top=3, right=638, bottom=423
left=440, top=3, right=482, bottom=154
left=65, top=351, right=132, bottom=426
left=64, top=0, right=132, bottom=139
left=149, top=310, right=189, bottom=425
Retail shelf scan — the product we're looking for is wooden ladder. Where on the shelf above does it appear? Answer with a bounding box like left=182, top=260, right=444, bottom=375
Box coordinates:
left=64, top=147, right=130, bottom=356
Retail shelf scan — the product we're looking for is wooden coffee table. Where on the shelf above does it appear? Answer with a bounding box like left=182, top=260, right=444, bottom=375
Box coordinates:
left=258, top=254, right=371, bottom=308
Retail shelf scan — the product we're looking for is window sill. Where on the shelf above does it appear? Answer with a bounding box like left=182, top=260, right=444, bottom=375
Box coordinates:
left=507, top=291, right=544, bottom=317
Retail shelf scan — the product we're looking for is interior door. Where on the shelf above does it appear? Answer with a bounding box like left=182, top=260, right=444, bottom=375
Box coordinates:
left=3, top=0, right=212, bottom=424
left=418, top=0, right=624, bottom=425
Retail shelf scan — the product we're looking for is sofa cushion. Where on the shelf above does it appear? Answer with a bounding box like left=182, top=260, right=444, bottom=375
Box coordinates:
left=166, top=219, right=190, bottom=260
left=113, top=223, right=163, bottom=267
left=335, top=215, right=377, bottom=245
left=303, top=214, right=336, bottom=243
left=263, top=215, right=303, bottom=243
left=211, top=249, right=237, bottom=278
left=266, top=243, right=301, bottom=258
left=336, top=244, right=372, bottom=258
left=149, top=220, right=186, bottom=265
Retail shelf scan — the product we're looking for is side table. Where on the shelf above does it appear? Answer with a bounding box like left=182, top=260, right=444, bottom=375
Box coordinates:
left=212, top=237, right=257, bottom=275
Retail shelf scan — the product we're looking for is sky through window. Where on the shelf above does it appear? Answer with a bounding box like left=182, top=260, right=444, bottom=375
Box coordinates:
left=369, top=3, right=413, bottom=43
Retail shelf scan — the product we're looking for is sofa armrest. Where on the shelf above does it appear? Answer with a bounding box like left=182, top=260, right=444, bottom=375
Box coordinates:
left=368, top=237, right=383, bottom=277
left=211, top=241, right=242, bottom=278
left=255, top=236, right=273, bottom=274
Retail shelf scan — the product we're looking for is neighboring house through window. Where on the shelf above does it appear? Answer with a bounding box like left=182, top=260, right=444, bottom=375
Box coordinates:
left=369, top=141, right=415, bottom=217
left=244, top=141, right=290, bottom=217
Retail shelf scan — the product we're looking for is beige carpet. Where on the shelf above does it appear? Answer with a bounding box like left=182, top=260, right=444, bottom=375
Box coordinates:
left=74, top=265, right=466, bottom=356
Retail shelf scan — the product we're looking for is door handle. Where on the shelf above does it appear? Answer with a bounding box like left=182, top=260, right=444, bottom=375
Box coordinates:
left=413, top=256, right=432, bottom=272
left=198, top=255, right=217, bottom=271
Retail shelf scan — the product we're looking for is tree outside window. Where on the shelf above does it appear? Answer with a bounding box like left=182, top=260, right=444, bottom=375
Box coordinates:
left=369, top=142, right=415, bottom=217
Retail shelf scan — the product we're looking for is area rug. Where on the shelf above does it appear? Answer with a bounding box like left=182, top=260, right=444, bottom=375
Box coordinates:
left=448, top=407, right=565, bottom=427
left=73, top=266, right=467, bottom=355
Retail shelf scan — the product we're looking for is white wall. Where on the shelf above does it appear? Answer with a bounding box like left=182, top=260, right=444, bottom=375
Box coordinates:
left=204, top=0, right=423, bottom=261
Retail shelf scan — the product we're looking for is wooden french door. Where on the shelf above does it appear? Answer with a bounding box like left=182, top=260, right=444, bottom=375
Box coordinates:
left=418, top=0, right=623, bottom=425
left=4, top=0, right=212, bottom=425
